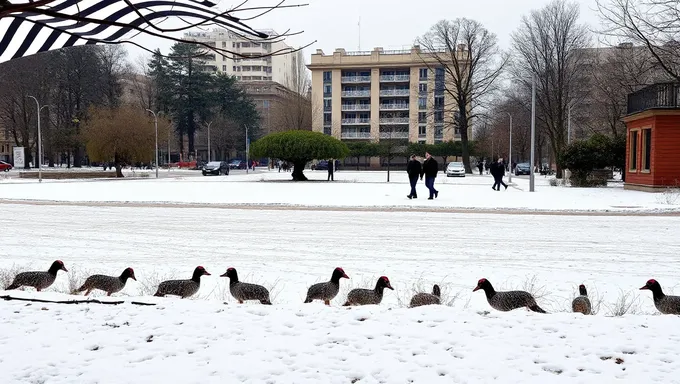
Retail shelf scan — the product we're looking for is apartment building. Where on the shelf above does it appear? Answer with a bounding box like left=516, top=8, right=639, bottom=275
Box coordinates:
left=183, top=29, right=300, bottom=91
left=307, top=46, right=470, bottom=144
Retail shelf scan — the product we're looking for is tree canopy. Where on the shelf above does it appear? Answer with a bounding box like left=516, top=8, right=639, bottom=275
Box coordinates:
left=250, top=130, right=349, bottom=181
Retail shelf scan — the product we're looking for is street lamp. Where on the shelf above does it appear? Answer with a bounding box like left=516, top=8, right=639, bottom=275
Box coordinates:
left=145, top=109, right=161, bottom=179
left=27, top=96, right=48, bottom=183
left=530, top=75, right=536, bottom=192
left=206, top=121, right=213, bottom=163
left=507, top=112, right=512, bottom=183
left=245, top=124, right=249, bottom=174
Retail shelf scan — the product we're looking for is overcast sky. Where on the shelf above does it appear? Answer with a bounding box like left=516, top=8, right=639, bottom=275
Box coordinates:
left=126, top=0, right=608, bottom=66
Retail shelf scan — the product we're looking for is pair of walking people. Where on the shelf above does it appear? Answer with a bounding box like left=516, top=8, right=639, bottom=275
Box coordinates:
left=407, top=152, right=439, bottom=200
left=491, top=158, right=508, bottom=191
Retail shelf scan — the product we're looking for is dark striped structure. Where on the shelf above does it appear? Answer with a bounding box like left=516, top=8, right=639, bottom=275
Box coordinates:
left=0, top=0, right=272, bottom=63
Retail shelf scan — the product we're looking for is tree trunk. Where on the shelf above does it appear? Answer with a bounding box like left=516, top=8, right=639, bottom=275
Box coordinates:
left=114, top=152, right=124, bottom=178
left=291, top=161, right=308, bottom=181
left=387, top=158, right=391, bottom=182
left=73, top=145, right=83, bottom=168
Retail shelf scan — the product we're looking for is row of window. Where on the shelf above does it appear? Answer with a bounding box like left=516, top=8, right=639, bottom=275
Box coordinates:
left=325, top=68, right=446, bottom=82
left=232, top=66, right=272, bottom=72
left=629, top=128, right=652, bottom=172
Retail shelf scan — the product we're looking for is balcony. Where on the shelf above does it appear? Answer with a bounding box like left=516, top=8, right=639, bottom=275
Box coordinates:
left=341, top=131, right=372, bottom=139
left=379, top=104, right=409, bottom=111
left=379, top=131, right=409, bottom=139
left=341, top=76, right=371, bottom=83
left=380, top=75, right=410, bottom=82
left=627, top=82, right=680, bottom=115
left=379, top=117, right=409, bottom=124
left=341, top=90, right=371, bottom=97
left=341, top=104, right=371, bottom=111
left=342, top=118, right=371, bottom=125
left=379, top=89, right=410, bottom=97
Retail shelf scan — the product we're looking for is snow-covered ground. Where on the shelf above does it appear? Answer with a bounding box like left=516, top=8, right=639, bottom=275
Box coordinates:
left=2, top=203, right=680, bottom=382
left=1, top=169, right=679, bottom=213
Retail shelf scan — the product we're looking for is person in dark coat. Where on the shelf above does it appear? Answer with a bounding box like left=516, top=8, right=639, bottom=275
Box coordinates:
left=406, top=154, right=422, bottom=199
left=477, top=160, right=484, bottom=175
left=421, top=152, right=439, bottom=200
left=327, top=159, right=334, bottom=181
left=491, top=157, right=508, bottom=191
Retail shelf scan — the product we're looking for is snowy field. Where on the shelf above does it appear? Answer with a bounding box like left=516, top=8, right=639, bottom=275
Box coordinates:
left=1, top=169, right=679, bottom=213
left=2, top=202, right=680, bottom=383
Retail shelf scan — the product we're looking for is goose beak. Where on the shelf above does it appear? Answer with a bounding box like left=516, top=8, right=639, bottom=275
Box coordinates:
left=131, top=274, right=137, bottom=281
left=61, top=266, right=68, bottom=272
left=473, top=286, right=480, bottom=292
left=203, top=271, right=211, bottom=276
left=386, top=283, right=394, bottom=290
left=342, top=273, right=349, bottom=279
left=639, top=285, right=648, bottom=290
left=220, top=272, right=228, bottom=277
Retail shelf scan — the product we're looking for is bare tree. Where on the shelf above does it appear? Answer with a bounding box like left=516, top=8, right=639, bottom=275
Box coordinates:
left=597, top=0, right=680, bottom=81
left=416, top=18, right=509, bottom=173
left=270, top=51, right=312, bottom=132
left=511, top=0, right=590, bottom=176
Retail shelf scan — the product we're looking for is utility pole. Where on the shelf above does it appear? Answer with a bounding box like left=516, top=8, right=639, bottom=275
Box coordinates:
left=245, top=125, right=249, bottom=174
left=206, top=121, right=213, bottom=162
left=145, top=109, right=161, bottom=178
left=27, top=96, right=48, bottom=183
left=507, top=112, right=512, bottom=183
left=530, top=75, right=536, bottom=192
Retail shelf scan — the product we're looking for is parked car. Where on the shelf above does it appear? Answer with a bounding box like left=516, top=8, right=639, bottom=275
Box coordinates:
left=515, top=162, right=531, bottom=175
left=202, top=161, right=229, bottom=176
left=228, top=159, right=247, bottom=169
left=446, top=161, right=465, bottom=177
left=0, top=161, right=12, bottom=172
left=315, top=160, right=329, bottom=170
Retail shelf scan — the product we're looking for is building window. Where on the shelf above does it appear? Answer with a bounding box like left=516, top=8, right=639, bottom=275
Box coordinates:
left=434, top=111, right=444, bottom=122
left=418, top=126, right=426, bottom=136
left=435, top=67, right=445, bottom=77
left=418, top=112, right=427, bottom=124
left=419, top=68, right=428, bottom=79
left=323, top=99, right=332, bottom=111
left=323, top=71, right=332, bottom=82
left=419, top=83, right=427, bottom=93
left=323, top=127, right=332, bottom=135
left=323, top=113, right=332, bottom=123
left=323, top=84, right=332, bottom=95
left=263, top=100, right=270, bottom=109
left=434, top=96, right=444, bottom=109
left=222, top=65, right=226, bottom=71
left=642, top=128, right=651, bottom=171
left=629, top=130, right=638, bottom=171
left=418, top=97, right=427, bottom=110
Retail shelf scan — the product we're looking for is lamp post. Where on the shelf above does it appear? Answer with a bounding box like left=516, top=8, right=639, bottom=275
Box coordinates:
left=245, top=124, right=249, bottom=174
left=530, top=75, right=536, bottom=192
left=145, top=109, right=161, bottom=179
left=206, top=121, right=212, bottom=163
left=27, top=96, right=48, bottom=183
left=507, top=112, right=512, bottom=183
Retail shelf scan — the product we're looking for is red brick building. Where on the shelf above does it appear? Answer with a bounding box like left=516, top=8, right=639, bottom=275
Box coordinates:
left=623, top=83, right=680, bottom=191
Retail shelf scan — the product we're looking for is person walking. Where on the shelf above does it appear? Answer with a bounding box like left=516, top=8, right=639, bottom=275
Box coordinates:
left=421, top=152, right=439, bottom=200
left=327, top=159, right=334, bottom=181
left=477, top=160, right=484, bottom=175
left=406, top=154, right=422, bottom=199
left=491, top=158, right=508, bottom=191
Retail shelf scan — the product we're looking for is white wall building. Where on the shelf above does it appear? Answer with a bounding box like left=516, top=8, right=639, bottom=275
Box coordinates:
left=183, top=29, right=298, bottom=90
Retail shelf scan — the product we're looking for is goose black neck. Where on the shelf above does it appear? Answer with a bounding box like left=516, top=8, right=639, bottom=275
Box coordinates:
left=579, top=286, right=588, bottom=296
left=48, top=263, right=61, bottom=275
left=228, top=271, right=239, bottom=284
left=330, top=272, right=342, bottom=284
left=191, top=270, right=204, bottom=283
left=482, top=283, right=496, bottom=300
left=651, top=285, right=666, bottom=301
left=374, top=281, right=386, bottom=294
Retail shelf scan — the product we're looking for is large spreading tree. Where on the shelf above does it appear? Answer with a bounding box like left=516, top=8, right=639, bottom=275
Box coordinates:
left=250, top=131, right=349, bottom=181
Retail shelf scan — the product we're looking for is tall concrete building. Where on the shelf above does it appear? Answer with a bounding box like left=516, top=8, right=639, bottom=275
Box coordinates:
left=183, top=29, right=300, bottom=90
left=307, top=46, right=470, bottom=144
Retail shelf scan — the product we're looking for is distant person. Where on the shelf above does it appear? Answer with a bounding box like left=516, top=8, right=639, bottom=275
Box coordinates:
left=491, top=158, right=508, bottom=191
left=327, top=159, right=334, bottom=181
left=406, top=154, right=422, bottom=199
left=421, top=152, right=439, bottom=200
left=477, top=160, right=484, bottom=175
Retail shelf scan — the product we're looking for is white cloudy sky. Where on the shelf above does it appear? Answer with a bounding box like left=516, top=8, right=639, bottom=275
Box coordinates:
left=126, top=0, right=609, bottom=64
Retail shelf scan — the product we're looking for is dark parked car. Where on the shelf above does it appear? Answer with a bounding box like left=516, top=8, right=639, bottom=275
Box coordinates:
left=0, top=161, right=12, bottom=172
left=314, top=160, right=329, bottom=170
left=228, top=159, right=247, bottom=169
left=515, top=162, right=531, bottom=175
left=202, top=161, right=230, bottom=176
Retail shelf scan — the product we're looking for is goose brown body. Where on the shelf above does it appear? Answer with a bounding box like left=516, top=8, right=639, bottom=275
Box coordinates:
left=640, top=279, right=680, bottom=315
left=154, top=266, right=210, bottom=298
left=75, top=268, right=136, bottom=296
left=343, top=276, right=393, bottom=306
left=304, top=267, right=349, bottom=305
left=409, top=284, right=441, bottom=308
left=473, top=278, right=546, bottom=313
left=5, top=260, right=68, bottom=292
left=221, top=267, right=272, bottom=304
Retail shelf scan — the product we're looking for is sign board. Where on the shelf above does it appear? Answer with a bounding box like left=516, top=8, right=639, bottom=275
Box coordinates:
left=12, top=147, right=24, bottom=168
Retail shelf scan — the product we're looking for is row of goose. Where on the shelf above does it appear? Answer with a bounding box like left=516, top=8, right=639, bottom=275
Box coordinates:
left=4, top=261, right=680, bottom=314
